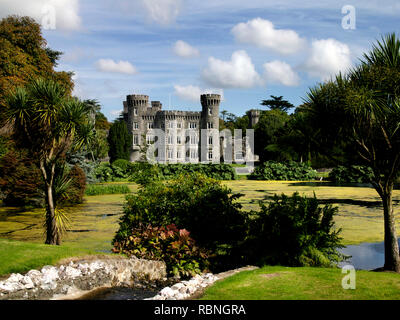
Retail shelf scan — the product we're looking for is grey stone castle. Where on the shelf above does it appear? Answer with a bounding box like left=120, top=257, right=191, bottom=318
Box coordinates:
left=122, top=93, right=222, bottom=163
left=122, top=93, right=261, bottom=163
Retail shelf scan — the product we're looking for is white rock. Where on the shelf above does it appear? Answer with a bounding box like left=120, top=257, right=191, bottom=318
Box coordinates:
left=64, top=266, right=82, bottom=279
left=160, top=287, right=174, bottom=297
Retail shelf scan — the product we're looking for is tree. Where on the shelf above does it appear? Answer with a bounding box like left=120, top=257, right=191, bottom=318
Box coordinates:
left=261, top=95, right=295, bottom=113
left=0, top=16, right=73, bottom=111
left=254, top=109, right=290, bottom=162
left=304, top=33, right=400, bottom=272
left=4, top=78, right=93, bottom=245
left=107, top=120, right=132, bottom=163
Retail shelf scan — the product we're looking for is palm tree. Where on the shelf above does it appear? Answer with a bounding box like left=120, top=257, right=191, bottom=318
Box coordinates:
left=4, top=78, right=93, bottom=245
left=304, top=33, right=400, bottom=271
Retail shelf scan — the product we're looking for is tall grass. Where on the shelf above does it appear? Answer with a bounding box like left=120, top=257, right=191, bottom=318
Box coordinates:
left=85, top=184, right=131, bottom=196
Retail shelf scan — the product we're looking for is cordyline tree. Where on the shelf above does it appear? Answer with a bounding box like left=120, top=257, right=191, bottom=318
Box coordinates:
left=304, top=33, right=400, bottom=271
left=4, top=78, right=93, bottom=245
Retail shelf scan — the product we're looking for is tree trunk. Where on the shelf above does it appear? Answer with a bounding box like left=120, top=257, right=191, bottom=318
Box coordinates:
left=381, top=188, right=400, bottom=272
left=44, top=183, right=60, bottom=245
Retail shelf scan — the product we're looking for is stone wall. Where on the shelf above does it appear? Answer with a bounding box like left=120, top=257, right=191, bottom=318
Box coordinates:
left=0, top=256, right=166, bottom=300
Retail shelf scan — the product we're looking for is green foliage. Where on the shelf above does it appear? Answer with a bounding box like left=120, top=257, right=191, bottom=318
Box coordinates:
left=328, top=165, right=374, bottom=183
left=107, top=120, right=132, bottom=163
left=249, top=161, right=318, bottom=181
left=0, top=149, right=44, bottom=207
left=114, top=173, right=245, bottom=271
left=112, top=223, right=209, bottom=278
left=242, top=192, right=345, bottom=267
left=260, top=95, right=295, bottom=112
left=85, top=184, right=131, bottom=196
left=94, top=162, right=237, bottom=183
left=63, top=165, right=87, bottom=204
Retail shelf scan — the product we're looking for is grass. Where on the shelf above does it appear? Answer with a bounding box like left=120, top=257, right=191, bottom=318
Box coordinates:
left=85, top=184, right=132, bottom=196
left=0, top=238, right=97, bottom=277
left=199, top=265, right=400, bottom=300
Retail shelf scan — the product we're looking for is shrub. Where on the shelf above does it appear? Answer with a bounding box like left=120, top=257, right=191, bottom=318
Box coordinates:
left=248, top=161, right=318, bottom=181
left=85, top=184, right=131, bottom=196
left=157, top=163, right=237, bottom=181
left=113, top=173, right=245, bottom=271
left=64, top=165, right=87, bottom=204
left=112, top=223, right=209, bottom=278
left=328, top=165, right=373, bottom=183
left=0, top=150, right=44, bottom=207
left=242, top=192, right=345, bottom=267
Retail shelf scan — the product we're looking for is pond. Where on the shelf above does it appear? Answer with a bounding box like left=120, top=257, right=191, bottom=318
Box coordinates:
left=339, top=240, right=400, bottom=270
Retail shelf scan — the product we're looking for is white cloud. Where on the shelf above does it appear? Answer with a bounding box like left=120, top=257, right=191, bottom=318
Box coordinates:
left=174, top=85, right=224, bottom=102
left=231, top=18, right=306, bottom=55
left=110, top=109, right=123, bottom=116
left=263, top=60, right=300, bottom=87
left=303, top=39, right=352, bottom=81
left=173, top=40, right=200, bottom=58
left=202, top=50, right=262, bottom=89
left=142, top=0, right=182, bottom=25
left=0, top=0, right=81, bottom=31
left=96, top=59, right=138, bottom=75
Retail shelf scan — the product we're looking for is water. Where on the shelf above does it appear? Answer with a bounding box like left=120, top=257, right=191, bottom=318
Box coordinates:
left=76, top=286, right=159, bottom=300
left=339, top=239, right=400, bottom=270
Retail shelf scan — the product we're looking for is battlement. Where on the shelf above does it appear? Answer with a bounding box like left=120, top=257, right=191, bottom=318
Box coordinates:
left=200, top=94, right=221, bottom=107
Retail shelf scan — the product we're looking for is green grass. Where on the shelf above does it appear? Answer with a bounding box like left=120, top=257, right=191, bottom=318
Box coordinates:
left=0, top=239, right=97, bottom=277
left=199, top=265, right=400, bottom=300
left=85, top=184, right=132, bottom=196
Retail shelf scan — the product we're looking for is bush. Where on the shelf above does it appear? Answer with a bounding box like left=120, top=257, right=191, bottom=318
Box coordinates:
left=85, top=184, right=131, bottom=196
left=242, top=192, right=345, bottom=267
left=328, top=165, right=373, bottom=183
left=112, top=223, right=209, bottom=278
left=0, top=150, right=44, bottom=207
left=64, top=165, right=87, bottom=205
left=113, top=173, right=245, bottom=271
left=249, top=161, right=318, bottom=181
left=157, top=163, right=237, bottom=181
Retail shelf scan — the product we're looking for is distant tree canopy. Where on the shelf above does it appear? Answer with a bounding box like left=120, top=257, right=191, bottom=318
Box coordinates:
left=261, top=95, right=295, bottom=113
left=107, top=120, right=132, bottom=163
left=0, top=15, right=73, bottom=116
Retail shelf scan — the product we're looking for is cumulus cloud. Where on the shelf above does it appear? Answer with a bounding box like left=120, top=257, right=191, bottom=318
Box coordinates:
left=202, top=50, right=262, bottom=89
left=263, top=60, right=300, bottom=87
left=303, top=38, right=352, bottom=81
left=96, top=59, right=138, bottom=75
left=231, top=18, right=306, bottom=55
left=0, top=0, right=81, bottom=31
left=142, top=0, right=182, bottom=25
left=174, top=85, right=224, bottom=102
left=173, top=40, right=200, bottom=58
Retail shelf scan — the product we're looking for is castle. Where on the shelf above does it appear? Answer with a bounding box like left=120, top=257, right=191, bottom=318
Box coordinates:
left=122, top=93, right=260, bottom=163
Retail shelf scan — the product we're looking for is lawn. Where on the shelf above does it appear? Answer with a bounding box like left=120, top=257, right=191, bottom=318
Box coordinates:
left=199, top=265, right=400, bottom=300
left=0, top=239, right=97, bottom=277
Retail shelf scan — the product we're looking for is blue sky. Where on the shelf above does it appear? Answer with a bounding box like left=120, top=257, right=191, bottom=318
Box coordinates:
left=1, top=0, right=400, bottom=120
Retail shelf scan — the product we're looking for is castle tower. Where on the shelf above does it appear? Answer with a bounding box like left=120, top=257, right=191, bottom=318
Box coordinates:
left=200, top=94, right=221, bottom=162
left=200, top=94, right=221, bottom=130
left=248, top=109, right=261, bottom=128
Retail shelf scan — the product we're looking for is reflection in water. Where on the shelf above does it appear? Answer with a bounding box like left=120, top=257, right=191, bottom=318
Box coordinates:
left=339, top=240, right=400, bottom=270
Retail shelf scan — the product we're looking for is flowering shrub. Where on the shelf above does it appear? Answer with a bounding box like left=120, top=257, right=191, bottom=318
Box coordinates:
left=112, top=223, right=209, bottom=278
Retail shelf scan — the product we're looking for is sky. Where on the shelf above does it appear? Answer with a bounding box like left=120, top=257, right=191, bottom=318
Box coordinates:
left=1, top=0, right=399, bottom=121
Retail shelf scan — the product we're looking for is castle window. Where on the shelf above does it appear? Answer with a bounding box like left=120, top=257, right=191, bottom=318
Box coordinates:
left=168, top=122, right=174, bottom=128
left=133, top=108, right=138, bottom=116
left=190, top=135, right=197, bottom=145
left=207, top=122, right=213, bottom=129
left=177, top=136, right=182, bottom=144
left=189, top=122, right=197, bottom=129
left=208, top=108, right=212, bottom=115
left=167, top=149, right=173, bottom=159
left=147, top=122, right=154, bottom=129
left=208, top=151, right=213, bottom=160
left=134, top=122, right=139, bottom=129
left=177, top=123, right=182, bottom=129
left=208, top=136, right=213, bottom=145
left=168, top=135, right=173, bottom=145
left=146, top=135, right=154, bottom=144
left=190, top=149, right=198, bottom=159
left=177, top=150, right=182, bottom=159
left=133, top=134, right=139, bottom=145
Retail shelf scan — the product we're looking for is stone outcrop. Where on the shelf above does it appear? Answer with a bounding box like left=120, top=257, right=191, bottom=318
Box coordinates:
left=0, top=256, right=166, bottom=300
